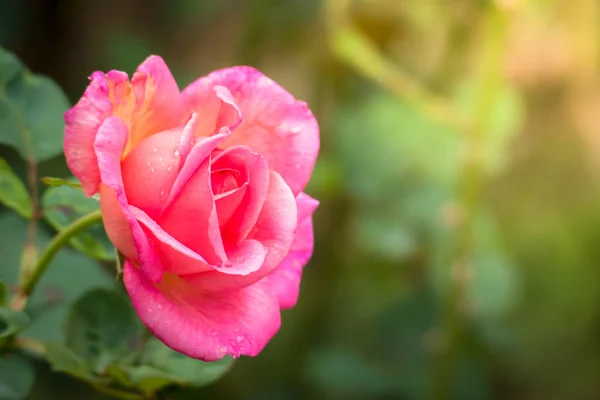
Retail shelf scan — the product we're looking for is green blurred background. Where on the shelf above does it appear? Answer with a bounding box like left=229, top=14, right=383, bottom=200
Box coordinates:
left=2, top=0, right=600, bottom=399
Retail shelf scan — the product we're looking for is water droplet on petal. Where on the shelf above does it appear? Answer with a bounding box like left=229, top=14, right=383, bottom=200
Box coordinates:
left=160, top=188, right=166, bottom=196
left=150, top=167, right=155, bottom=173
left=212, top=331, right=218, bottom=336
left=219, top=346, right=228, bottom=354
left=158, top=156, right=164, bottom=162
left=174, top=150, right=180, bottom=157
left=237, top=335, right=244, bottom=342
left=167, top=165, right=173, bottom=172
left=153, top=148, right=158, bottom=153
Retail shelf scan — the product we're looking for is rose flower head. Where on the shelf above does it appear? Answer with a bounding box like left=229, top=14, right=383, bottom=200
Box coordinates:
left=64, top=56, right=319, bottom=361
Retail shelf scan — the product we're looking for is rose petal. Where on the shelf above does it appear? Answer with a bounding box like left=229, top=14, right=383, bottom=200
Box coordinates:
left=221, top=239, right=266, bottom=275
left=159, top=156, right=227, bottom=264
left=181, top=84, right=242, bottom=138
left=132, top=205, right=263, bottom=276
left=263, top=193, right=318, bottom=309
left=177, top=113, right=199, bottom=160
left=185, top=171, right=297, bottom=291
left=214, top=183, right=247, bottom=227
left=124, top=56, right=182, bottom=154
left=212, top=146, right=270, bottom=248
left=64, top=72, right=113, bottom=196
left=94, top=116, right=163, bottom=282
left=65, top=56, right=182, bottom=196
left=121, top=127, right=182, bottom=220
left=163, top=133, right=229, bottom=213
left=124, top=261, right=281, bottom=361
left=99, top=183, right=136, bottom=259
left=213, top=85, right=243, bottom=133
left=158, top=132, right=231, bottom=264
left=131, top=205, right=212, bottom=274
left=182, top=66, right=319, bottom=195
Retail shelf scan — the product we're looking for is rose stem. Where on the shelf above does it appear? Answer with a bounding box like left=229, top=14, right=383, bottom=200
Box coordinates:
left=11, top=209, right=104, bottom=311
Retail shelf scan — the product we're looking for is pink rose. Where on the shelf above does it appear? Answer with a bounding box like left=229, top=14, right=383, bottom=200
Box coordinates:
left=64, top=56, right=319, bottom=361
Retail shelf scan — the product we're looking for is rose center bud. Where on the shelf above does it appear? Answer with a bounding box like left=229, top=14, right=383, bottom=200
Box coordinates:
left=211, top=169, right=241, bottom=195
left=211, top=168, right=247, bottom=229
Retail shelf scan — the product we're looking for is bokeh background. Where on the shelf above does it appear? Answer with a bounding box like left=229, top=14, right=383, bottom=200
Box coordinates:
left=2, top=0, right=600, bottom=399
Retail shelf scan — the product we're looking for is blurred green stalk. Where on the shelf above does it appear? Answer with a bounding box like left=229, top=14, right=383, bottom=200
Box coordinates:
left=11, top=209, right=103, bottom=310
left=430, top=5, right=510, bottom=400
left=324, top=1, right=512, bottom=399
left=324, top=0, right=470, bottom=135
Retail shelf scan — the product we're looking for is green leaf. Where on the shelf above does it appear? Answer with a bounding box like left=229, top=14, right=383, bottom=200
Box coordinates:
left=64, top=289, right=140, bottom=373
left=431, top=211, right=519, bottom=321
left=0, top=48, right=70, bottom=162
left=353, top=210, right=417, bottom=260
left=104, top=364, right=135, bottom=387
left=0, top=158, right=32, bottom=218
left=352, top=182, right=450, bottom=261
left=105, top=364, right=174, bottom=396
left=0, top=280, right=6, bottom=307
left=0, top=308, right=29, bottom=338
left=103, top=363, right=179, bottom=397
left=0, top=49, right=21, bottom=85
left=129, top=368, right=175, bottom=396
left=0, top=212, right=115, bottom=343
left=47, top=307, right=232, bottom=397
left=131, top=367, right=179, bottom=395
left=44, top=342, right=100, bottom=382
left=337, top=92, right=462, bottom=201
left=469, top=248, right=519, bottom=321
left=0, top=308, right=29, bottom=348
left=111, top=337, right=235, bottom=394
left=40, top=176, right=82, bottom=189
left=141, top=338, right=234, bottom=387
left=42, top=183, right=114, bottom=261
left=0, top=351, right=35, bottom=400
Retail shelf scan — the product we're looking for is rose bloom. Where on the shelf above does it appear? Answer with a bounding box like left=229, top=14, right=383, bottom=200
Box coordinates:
left=64, top=56, right=319, bottom=361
